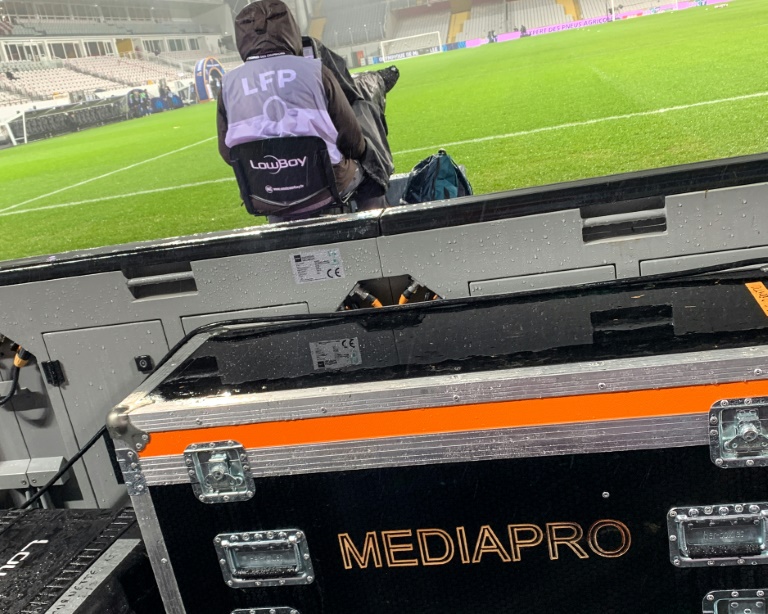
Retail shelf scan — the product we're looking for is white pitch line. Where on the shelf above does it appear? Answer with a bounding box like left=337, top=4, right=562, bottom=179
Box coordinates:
left=5, top=92, right=765, bottom=218
left=0, top=136, right=217, bottom=215
left=0, top=178, right=236, bottom=218
left=392, top=91, right=768, bottom=156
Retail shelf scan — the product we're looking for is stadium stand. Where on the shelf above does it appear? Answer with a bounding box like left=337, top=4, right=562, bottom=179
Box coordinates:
left=160, top=51, right=211, bottom=63
left=146, top=51, right=216, bottom=75
left=0, top=87, right=29, bottom=107
left=448, top=11, right=471, bottom=43
left=461, top=0, right=507, bottom=41
left=578, top=0, right=669, bottom=18
left=0, top=0, right=229, bottom=105
left=0, top=65, right=123, bottom=99
left=155, top=51, right=215, bottom=73
left=315, top=0, right=575, bottom=50
left=10, top=18, right=214, bottom=37
left=387, top=4, right=452, bottom=53
left=559, top=0, right=580, bottom=20
left=7, top=23, right=45, bottom=37
left=0, top=62, right=43, bottom=100
left=208, top=53, right=245, bottom=73
left=0, top=0, right=666, bottom=106
left=507, top=0, right=573, bottom=30
left=16, top=19, right=125, bottom=37
left=578, top=0, right=611, bottom=17
left=110, top=21, right=217, bottom=35
left=321, top=0, right=389, bottom=47
left=390, top=0, right=423, bottom=9
left=66, top=57, right=189, bottom=86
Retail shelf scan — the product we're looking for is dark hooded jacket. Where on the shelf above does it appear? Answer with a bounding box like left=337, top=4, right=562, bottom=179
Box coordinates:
left=217, top=0, right=365, bottom=192
left=314, top=38, right=394, bottom=194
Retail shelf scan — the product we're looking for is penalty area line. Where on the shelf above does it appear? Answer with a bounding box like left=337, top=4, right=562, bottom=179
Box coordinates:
left=0, top=178, right=235, bottom=218
left=392, top=91, right=768, bottom=156
left=0, top=136, right=217, bottom=215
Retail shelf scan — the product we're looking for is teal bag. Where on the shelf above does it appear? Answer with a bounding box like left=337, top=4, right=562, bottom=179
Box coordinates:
left=402, top=149, right=472, bottom=204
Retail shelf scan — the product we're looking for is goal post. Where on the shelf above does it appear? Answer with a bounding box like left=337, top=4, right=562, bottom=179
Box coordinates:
left=379, top=31, right=443, bottom=63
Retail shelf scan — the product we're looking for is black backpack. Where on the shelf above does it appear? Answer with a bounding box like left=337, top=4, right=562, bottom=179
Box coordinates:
left=402, top=149, right=472, bottom=204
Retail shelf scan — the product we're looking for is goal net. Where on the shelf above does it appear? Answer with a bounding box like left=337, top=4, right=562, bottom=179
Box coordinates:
left=379, top=31, right=443, bottom=63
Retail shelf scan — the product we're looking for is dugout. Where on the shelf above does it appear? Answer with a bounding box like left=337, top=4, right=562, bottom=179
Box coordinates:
left=0, top=152, right=767, bottom=510
left=6, top=96, right=126, bottom=144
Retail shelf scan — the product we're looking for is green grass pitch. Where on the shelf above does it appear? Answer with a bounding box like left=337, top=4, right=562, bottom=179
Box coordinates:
left=0, top=0, right=766, bottom=262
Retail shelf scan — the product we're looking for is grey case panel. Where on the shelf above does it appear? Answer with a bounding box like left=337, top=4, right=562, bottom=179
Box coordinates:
left=43, top=321, right=169, bottom=507
left=641, top=246, right=768, bottom=276
left=377, top=183, right=767, bottom=298
left=0, top=240, right=381, bottom=507
left=189, top=239, right=382, bottom=314
left=0, top=238, right=381, bottom=355
left=470, top=264, right=616, bottom=296
left=0, top=349, right=76, bottom=507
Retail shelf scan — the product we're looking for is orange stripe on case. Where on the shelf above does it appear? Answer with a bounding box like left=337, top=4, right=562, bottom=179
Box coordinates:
left=139, top=380, right=768, bottom=458
left=746, top=282, right=768, bottom=317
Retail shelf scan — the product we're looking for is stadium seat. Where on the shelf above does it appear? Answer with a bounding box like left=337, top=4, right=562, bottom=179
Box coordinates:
left=230, top=137, right=360, bottom=219
left=66, top=57, right=190, bottom=86
left=387, top=7, right=452, bottom=54
left=509, top=0, right=570, bottom=29
left=1, top=65, right=125, bottom=99
left=0, top=88, right=29, bottom=107
left=462, top=0, right=506, bottom=40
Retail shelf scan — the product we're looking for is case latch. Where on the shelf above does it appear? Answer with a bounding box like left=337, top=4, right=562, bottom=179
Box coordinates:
left=710, top=398, right=768, bottom=468
left=214, top=529, right=315, bottom=588
left=668, top=503, right=768, bottom=567
left=703, top=589, right=767, bottom=613
left=184, top=441, right=255, bottom=504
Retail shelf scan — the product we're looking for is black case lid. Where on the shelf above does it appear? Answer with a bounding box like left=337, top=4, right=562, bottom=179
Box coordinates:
left=152, top=272, right=768, bottom=402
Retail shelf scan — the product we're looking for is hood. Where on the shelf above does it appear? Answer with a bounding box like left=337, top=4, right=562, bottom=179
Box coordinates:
left=235, top=0, right=302, bottom=61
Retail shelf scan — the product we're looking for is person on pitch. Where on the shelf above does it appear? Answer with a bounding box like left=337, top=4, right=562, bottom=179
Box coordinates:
left=217, top=0, right=399, bottom=220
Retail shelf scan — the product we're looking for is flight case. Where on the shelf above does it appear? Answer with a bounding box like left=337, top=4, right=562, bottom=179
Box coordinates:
left=109, top=270, right=768, bottom=614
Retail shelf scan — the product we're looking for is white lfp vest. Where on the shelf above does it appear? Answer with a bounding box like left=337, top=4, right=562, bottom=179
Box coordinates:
left=222, top=54, right=344, bottom=164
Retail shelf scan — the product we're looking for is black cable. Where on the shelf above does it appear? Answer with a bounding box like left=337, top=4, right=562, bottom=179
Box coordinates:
left=1, top=347, right=32, bottom=408
left=0, top=365, right=19, bottom=406
left=19, top=424, right=108, bottom=510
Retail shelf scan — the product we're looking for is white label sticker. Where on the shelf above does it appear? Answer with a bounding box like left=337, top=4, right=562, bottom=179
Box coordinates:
left=310, top=338, right=362, bottom=371
left=290, top=249, right=345, bottom=284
